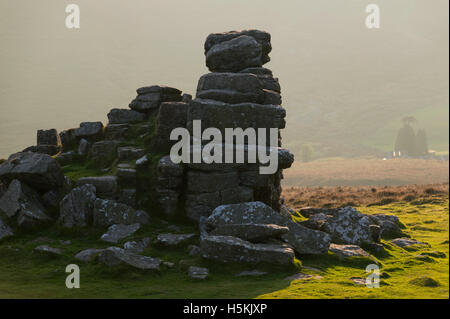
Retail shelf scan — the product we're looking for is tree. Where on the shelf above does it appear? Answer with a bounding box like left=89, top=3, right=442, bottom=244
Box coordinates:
left=299, top=144, right=314, bottom=162
left=415, top=129, right=429, bottom=156
left=394, top=124, right=416, bottom=156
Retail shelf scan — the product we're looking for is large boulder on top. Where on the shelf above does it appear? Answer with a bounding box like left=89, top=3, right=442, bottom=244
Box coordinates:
left=206, top=201, right=331, bottom=255
left=129, top=85, right=182, bottom=113
left=200, top=235, right=294, bottom=265
left=0, top=179, right=51, bottom=230
left=205, top=30, right=271, bottom=64
left=205, top=30, right=271, bottom=72
left=0, top=152, right=65, bottom=192
left=58, top=184, right=97, bottom=228
left=205, top=35, right=263, bottom=73
left=37, top=129, right=60, bottom=147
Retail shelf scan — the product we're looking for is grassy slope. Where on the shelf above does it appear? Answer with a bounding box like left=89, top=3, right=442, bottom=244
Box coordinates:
left=0, top=195, right=448, bottom=299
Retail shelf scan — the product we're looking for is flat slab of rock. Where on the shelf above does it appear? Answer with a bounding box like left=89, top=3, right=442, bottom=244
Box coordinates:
left=34, top=245, right=62, bottom=255
left=390, top=238, right=428, bottom=248
left=0, top=152, right=65, bottom=191
left=100, top=223, right=141, bottom=243
left=75, top=248, right=104, bottom=263
left=98, top=247, right=161, bottom=270
left=73, top=122, right=103, bottom=141
left=207, top=201, right=331, bottom=255
left=188, top=266, right=209, bottom=280
left=329, top=244, right=371, bottom=259
left=235, top=270, right=268, bottom=277
left=200, top=235, right=294, bottom=266
left=155, top=233, right=196, bottom=247
left=209, top=223, right=289, bottom=242
left=284, top=273, right=323, bottom=281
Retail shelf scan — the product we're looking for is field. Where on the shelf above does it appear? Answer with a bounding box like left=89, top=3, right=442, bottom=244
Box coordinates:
left=283, top=158, right=449, bottom=187
left=0, top=185, right=448, bottom=299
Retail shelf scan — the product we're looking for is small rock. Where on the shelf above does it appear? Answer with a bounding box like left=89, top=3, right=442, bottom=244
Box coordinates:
left=155, top=233, right=196, bottom=247
left=284, top=273, right=323, bottom=281
left=329, top=244, right=371, bottom=259
left=100, top=223, right=141, bottom=243
left=75, top=248, right=104, bottom=263
left=209, top=223, right=289, bottom=242
left=350, top=277, right=366, bottom=286
left=188, top=244, right=201, bottom=256
left=236, top=270, right=268, bottom=277
left=163, top=261, right=175, bottom=268
left=77, top=139, right=90, bottom=156
left=34, top=245, right=62, bottom=256
left=0, top=216, right=13, bottom=241
left=123, top=237, right=150, bottom=253
left=390, top=238, right=428, bottom=248
left=188, top=266, right=209, bottom=280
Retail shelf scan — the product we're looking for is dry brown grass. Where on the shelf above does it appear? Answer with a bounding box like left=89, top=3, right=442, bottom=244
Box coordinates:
left=282, top=183, right=449, bottom=209
left=283, top=158, right=449, bottom=187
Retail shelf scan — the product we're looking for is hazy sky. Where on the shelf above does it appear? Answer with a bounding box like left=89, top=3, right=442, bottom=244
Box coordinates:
left=0, top=0, right=448, bottom=158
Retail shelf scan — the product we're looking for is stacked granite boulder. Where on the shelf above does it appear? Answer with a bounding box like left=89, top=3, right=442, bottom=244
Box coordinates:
left=182, top=30, right=293, bottom=222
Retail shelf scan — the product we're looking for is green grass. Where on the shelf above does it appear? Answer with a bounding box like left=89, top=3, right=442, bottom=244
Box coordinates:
left=0, top=197, right=448, bottom=299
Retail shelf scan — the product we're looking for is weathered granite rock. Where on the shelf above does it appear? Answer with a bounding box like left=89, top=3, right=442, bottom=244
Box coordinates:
left=205, top=35, right=263, bottom=72
left=239, top=67, right=273, bottom=76
left=0, top=216, right=13, bottom=241
left=200, top=235, right=294, bottom=265
left=75, top=248, right=104, bottom=263
left=182, top=93, right=192, bottom=103
left=157, top=156, right=184, bottom=177
left=59, top=184, right=96, bottom=228
left=123, top=237, right=150, bottom=253
left=107, top=108, right=146, bottom=124
left=187, top=170, right=239, bottom=193
left=0, top=179, right=51, bottom=230
left=118, top=188, right=137, bottom=207
left=155, top=233, right=196, bottom=247
left=367, top=214, right=405, bottom=239
left=187, top=99, right=286, bottom=136
left=93, top=198, right=149, bottom=227
left=77, top=176, right=118, bottom=198
left=209, top=223, right=289, bottom=242
left=117, top=167, right=136, bottom=187
left=206, top=201, right=331, bottom=255
left=100, top=223, right=141, bottom=243
left=77, top=139, right=90, bottom=156
left=390, top=238, right=429, bottom=248
left=90, top=140, right=120, bottom=168
left=117, top=147, right=146, bottom=161
left=59, top=129, right=76, bottom=151
left=34, top=245, right=62, bottom=256
left=129, top=85, right=182, bottom=113
left=56, top=151, right=75, bottom=166
left=154, top=102, right=188, bottom=152
left=155, top=187, right=180, bottom=218
left=73, top=122, right=103, bottom=142
left=0, top=152, right=65, bottom=191
left=104, top=124, right=130, bottom=141
left=196, top=72, right=265, bottom=104
left=98, top=247, right=161, bottom=270
left=329, top=244, right=371, bottom=259
left=322, top=207, right=373, bottom=246
left=135, top=155, right=149, bottom=168
left=205, top=30, right=271, bottom=66
left=37, top=129, right=60, bottom=147
left=188, top=266, right=209, bottom=280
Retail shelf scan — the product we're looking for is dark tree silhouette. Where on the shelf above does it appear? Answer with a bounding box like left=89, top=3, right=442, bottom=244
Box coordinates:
left=394, top=124, right=416, bottom=156
left=415, top=129, right=429, bottom=156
